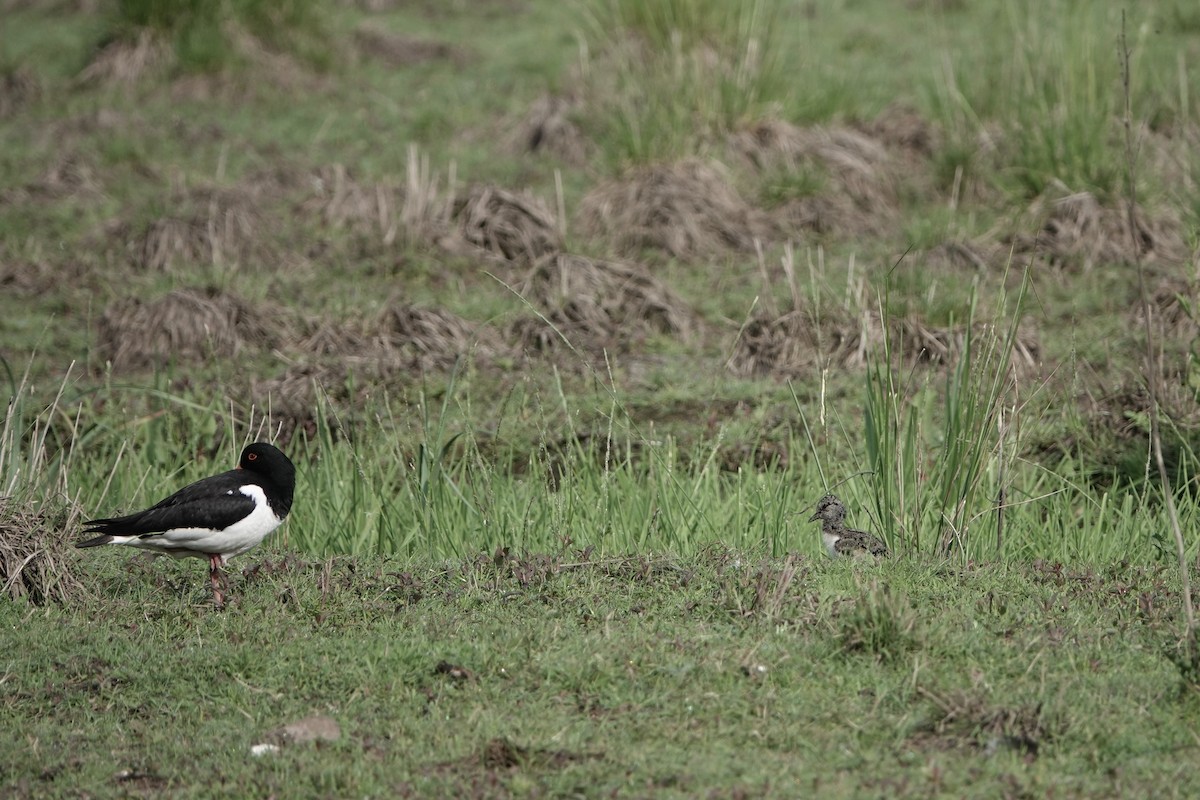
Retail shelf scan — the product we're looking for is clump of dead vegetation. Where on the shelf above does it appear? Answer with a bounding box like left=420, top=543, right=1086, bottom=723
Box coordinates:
left=508, top=253, right=697, bottom=356
left=507, top=94, right=591, bottom=164
left=0, top=64, right=40, bottom=120
left=911, top=687, right=1063, bottom=758
left=293, top=302, right=510, bottom=374
left=577, top=159, right=772, bottom=260
left=728, top=303, right=1039, bottom=379
left=75, top=29, right=172, bottom=87
left=299, top=163, right=405, bottom=246
left=730, top=117, right=908, bottom=238
left=372, top=302, right=512, bottom=371
left=107, top=183, right=285, bottom=272
left=0, top=497, right=89, bottom=606
left=353, top=25, right=465, bottom=68
left=1010, top=188, right=1188, bottom=270
left=256, top=303, right=512, bottom=437
left=96, top=287, right=285, bottom=372
left=1, top=152, right=102, bottom=206
left=446, top=185, right=562, bottom=264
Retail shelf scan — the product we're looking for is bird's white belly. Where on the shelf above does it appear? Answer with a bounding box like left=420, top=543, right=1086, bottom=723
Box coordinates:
left=129, top=485, right=283, bottom=561
left=823, top=532, right=840, bottom=558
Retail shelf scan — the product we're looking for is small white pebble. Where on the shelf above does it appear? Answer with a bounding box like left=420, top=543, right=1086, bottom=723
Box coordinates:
left=250, top=743, right=280, bottom=757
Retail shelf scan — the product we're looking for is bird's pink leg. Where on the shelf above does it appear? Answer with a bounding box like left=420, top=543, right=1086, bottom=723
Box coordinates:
left=209, top=554, right=226, bottom=609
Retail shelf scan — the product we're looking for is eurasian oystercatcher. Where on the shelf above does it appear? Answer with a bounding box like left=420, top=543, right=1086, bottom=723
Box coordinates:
left=76, top=442, right=296, bottom=608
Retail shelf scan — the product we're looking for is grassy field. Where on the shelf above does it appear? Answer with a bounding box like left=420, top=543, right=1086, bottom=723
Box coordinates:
left=4, top=0, right=1200, bottom=795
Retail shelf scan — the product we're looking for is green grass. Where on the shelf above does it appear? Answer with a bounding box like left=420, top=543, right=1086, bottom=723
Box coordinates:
left=4, top=552, right=1199, bottom=797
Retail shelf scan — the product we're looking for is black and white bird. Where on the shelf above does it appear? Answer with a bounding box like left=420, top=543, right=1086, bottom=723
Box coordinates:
left=76, top=442, right=296, bottom=608
left=808, top=493, right=888, bottom=558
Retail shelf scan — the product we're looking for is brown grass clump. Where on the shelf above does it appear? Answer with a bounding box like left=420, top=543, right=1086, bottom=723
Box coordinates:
left=911, top=687, right=1061, bottom=758
left=297, top=302, right=510, bottom=374
left=509, top=252, right=697, bottom=355
left=97, top=287, right=283, bottom=372
left=857, top=103, right=942, bottom=158
left=447, top=184, right=562, bottom=264
left=250, top=363, right=355, bottom=442
left=353, top=25, right=465, bottom=67
left=1, top=152, right=101, bottom=206
left=1011, top=189, right=1188, bottom=270
left=731, top=119, right=902, bottom=239
left=0, top=64, right=40, bottom=120
left=728, top=306, right=1038, bottom=379
left=508, top=94, right=591, bottom=164
left=300, top=163, right=403, bottom=244
left=0, top=498, right=89, bottom=606
left=76, top=29, right=171, bottom=87
left=111, top=184, right=282, bottom=272
left=577, top=159, right=771, bottom=260
left=373, top=303, right=512, bottom=372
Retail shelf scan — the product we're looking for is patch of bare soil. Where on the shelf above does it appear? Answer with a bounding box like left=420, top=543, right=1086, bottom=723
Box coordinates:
left=1009, top=188, right=1189, bottom=270
left=910, top=687, right=1063, bottom=759
left=578, top=159, right=773, bottom=261
left=96, top=287, right=285, bottom=372
left=727, top=305, right=1039, bottom=379
left=0, top=497, right=89, bottom=606
left=506, top=94, right=591, bottom=164
left=730, top=118, right=905, bottom=239
left=353, top=25, right=466, bottom=68
left=0, top=64, right=39, bottom=119
left=508, top=252, right=696, bottom=357
left=105, top=182, right=287, bottom=272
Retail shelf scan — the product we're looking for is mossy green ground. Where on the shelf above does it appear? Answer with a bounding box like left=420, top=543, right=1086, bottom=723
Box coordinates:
left=5, top=551, right=1198, bottom=798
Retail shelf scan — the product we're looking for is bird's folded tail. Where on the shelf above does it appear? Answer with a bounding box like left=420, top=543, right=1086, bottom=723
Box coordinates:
left=75, top=534, right=115, bottom=549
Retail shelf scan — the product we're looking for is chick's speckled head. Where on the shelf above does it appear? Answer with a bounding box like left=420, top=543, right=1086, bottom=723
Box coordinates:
left=808, top=493, right=846, bottom=524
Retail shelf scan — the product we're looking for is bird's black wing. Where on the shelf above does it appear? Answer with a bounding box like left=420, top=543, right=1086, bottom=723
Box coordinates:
left=84, top=469, right=254, bottom=537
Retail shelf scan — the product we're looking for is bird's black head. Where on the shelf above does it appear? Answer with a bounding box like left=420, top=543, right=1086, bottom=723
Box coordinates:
left=239, top=442, right=296, bottom=510
left=808, top=493, right=846, bottom=524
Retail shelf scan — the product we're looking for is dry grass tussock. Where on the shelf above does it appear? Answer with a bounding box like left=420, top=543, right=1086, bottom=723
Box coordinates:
left=108, top=182, right=286, bottom=272
left=506, top=94, right=591, bottom=164
left=75, top=29, right=172, bottom=87
left=0, top=64, right=40, bottom=120
left=257, top=303, right=511, bottom=436
left=0, top=497, right=89, bottom=606
left=1010, top=188, right=1189, bottom=270
left=97, top=287, right=286, bottom=372
left=300, top=163, right=405, bottom=243
left=578, top=159, right=772, bottom=260
left=445, top=184, right=562, bottom=265
left=2, top=152, right=101, bottom=205
left=731, top=118, right=910, bottom=239
left=728, top=304, right=1038, bottom=379
left=353, top=25, right=466, bottom=68
left=509, top=252, right=696, bottom=356
left=911, top=687, right=1061, bottom=757
left=299, top=157, right=559, bottom=264
left=296, top=302, right=510, bottom=374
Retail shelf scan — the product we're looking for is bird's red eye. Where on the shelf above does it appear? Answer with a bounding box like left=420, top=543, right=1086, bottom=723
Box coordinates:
left=248, top=453, right=258, bottom=461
